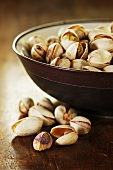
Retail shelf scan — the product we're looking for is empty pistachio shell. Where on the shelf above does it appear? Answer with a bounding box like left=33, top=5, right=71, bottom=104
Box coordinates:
left=50, top=125, right=75, bottom=138
left=87, top=49, right=112, bottom=68
left=56, top=131, right=78, bottom=145
left=37, top=97, right=54, bottom=112
left=28, top=105, right=55, bottom=126
left=19, top=97, right=34, bottom=115
left=12, top=116, right=43, bottom=136
left=33, top=131, right=53, bottom=151
left=71, top=59, right=89, bottom=70
left=103, top=65, right=113, bottom=72
left=70, top=116, right=91, bottom=135
left=54, top=105, right=77, bottom=125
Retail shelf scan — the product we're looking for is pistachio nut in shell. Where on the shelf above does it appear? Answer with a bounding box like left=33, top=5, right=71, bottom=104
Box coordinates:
left=56, top=131, right=78, bottom=145
left=11, top=116, right=43, bottom=136
left=33, top=131, right=53, bottom=151
left=37, top=97, right=54, bottom=112
left=87, top=49, right=112, bottom=68
left=71, top=59, right=89, bottom=70
left=68, top=24, right=87, bottom=39
left=60, top=29, right=79, bottom=50
left=54, top=105, right=77, bottom=125
left=103, top=65, right=113, bottom=72
left=19, top=97, right=34, bottom=115
left=70, top=116, right=91, bottom=135
left=46, top=35, right=59, bottom=46
left=50, top=125, right=75, bottom=138
left=46, top=42, right=63, bottom=63
left=82, top=65, right=102, bottom=72
left=31, top=43, right=47, bottom=62
left=28, top=105, right=55, bottom=126
left=26, top=35, right=46, bottom=51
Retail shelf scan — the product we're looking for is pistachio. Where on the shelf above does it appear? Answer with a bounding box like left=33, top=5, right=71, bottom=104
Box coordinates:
left=70, top=116, right=91, bottom=135
left=82, top=65, right=102, bottom=72
left=71, top=59, right=89, bottom=70
left=46, top=42, right=63, bottom=63
left=28, top=105, right=55, bottom=126
left=68, top=24, right=87, bottom=39
left=54, top=105, right=77, bottom=125
left=37, top=97, right=54, bottom=112
left=46, top=35, right=59, bottom=46
left=33, top=132, right=53, bottom=151
left=60, top=29, right=79, bottom=50
left=50, top=125, right=78, bottom=145
left=12, top=116, right=43, bottom=136
left=26, top=35, right=46, bottom=51
left=103, top=65, right=113, bottom=72
left=19, top=97, right=34, bottom=115
left=87, top=49, right=112, bottom=68
left=31, top=43, right=47, bottom=61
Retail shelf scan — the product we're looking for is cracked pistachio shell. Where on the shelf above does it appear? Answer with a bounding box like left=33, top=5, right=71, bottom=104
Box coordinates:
left=89, top=36, right=113, bottom=53
left=60, top=29, right=79, bottom=50
left=46, top=42, right=63, bottom=63
left=46, top=35, right=59, bottom=46
left=50, top=125, right=75, bottom=138
left=68, top=24, right=87, bottom=39
left=56, top=131, right=78, bottom=145
left=71, top=59, right=89, bottom=70
left=70, top=116, right=91, bottom=135
left=31, top=43, right=47, bottom=61
left=54, top=105, right=77, bottom=125
left=37, top=97, right=54, bottom=112
left=28, top=105, right=55, bottom=126
left=19, top=97, right=34, bottom=115
left=12, top=116, right=43, bottom=136
left=87, top=49, right=112, bottom=68
left=33, top=131, right=53, bottom=151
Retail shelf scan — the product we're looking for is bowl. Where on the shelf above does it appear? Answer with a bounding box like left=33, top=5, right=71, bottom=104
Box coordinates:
left=12, top=20, right=113, bottom=117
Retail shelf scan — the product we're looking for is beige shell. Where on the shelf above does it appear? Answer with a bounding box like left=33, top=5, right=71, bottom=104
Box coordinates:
left=46, top=35, right=59, bottom=46
left=31, top=43, right=47, bottom=61
left=70, top=116, right=91, bottom=135
left=60, top=29, right=79, bottom=50
left=56, top=131, right=78, bottom=145
left=37, top=97, right=54, bottom=112
left=71, top=59, right=89, bottom=70
left=68, top=24, right=87, bottom=39
left=87, top=49, right=112, bottom=68
left=46, top=42, right=63, bottom=63
left=89, top=36, right=113, bottom=53
left=54, top=105, right=77, bottom=125
left=103, top=65, right=113, bottom=72
left=28, top=105, right=55, bottom=126
left=82, top=65, right=102, bottom=72
left=12, top=116, right=43, bottom=136
left=26, top=35, right=47, bottom=51
left=50, top=125, right=75, bottom=138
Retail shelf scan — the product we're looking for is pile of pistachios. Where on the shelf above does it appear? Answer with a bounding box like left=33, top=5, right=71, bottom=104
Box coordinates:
left=22, top=22, right=113, bottom=72
left=11, top=97, right=91, bottom=151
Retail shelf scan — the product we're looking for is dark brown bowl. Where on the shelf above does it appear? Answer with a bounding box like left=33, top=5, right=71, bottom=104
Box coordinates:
left=12, top=20, right=113, bottom=117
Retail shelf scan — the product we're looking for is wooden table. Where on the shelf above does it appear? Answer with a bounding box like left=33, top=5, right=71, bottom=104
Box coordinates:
left=0, top=0, right=113, bottom=169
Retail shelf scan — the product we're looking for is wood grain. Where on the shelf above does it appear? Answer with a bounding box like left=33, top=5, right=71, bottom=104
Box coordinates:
left=0, top=0, right=113, bottom=169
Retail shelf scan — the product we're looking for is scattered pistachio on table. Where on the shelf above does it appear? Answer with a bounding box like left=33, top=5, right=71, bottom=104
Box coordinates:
left=11, top=96, right=92, bottom=151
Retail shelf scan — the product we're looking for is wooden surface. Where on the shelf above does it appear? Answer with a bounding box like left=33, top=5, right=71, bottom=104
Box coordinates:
left=0, top=0, right=113, bottom=169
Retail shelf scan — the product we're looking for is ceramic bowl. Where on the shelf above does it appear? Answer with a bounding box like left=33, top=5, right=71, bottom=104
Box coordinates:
left=12, top=20, right=113, bottom=116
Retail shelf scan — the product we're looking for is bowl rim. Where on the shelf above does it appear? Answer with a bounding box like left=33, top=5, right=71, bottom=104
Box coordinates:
left=12, top=19, right=113, bottom=89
